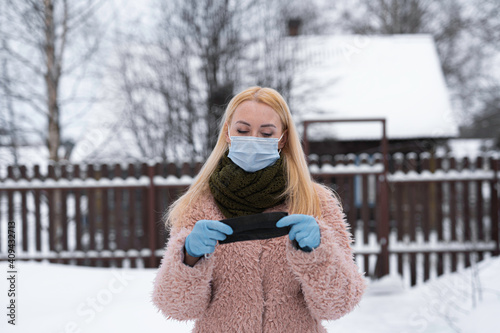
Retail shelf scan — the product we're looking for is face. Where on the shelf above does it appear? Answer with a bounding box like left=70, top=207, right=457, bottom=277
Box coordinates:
left=225, top=100, right=287, bottom=149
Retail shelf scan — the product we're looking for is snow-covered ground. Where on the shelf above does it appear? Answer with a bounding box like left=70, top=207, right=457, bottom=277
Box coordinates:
left=1, top=256, right=499, bottom=333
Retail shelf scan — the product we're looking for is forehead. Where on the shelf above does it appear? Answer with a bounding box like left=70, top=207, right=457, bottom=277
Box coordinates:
left=231, top=101, right=281, bottom=125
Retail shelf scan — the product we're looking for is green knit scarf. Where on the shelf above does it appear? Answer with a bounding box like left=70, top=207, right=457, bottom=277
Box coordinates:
left=209, top=152, right=287, bottom=218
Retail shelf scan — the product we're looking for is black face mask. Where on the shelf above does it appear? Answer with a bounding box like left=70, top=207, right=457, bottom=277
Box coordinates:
left=218, top=212, right=289, bottom=244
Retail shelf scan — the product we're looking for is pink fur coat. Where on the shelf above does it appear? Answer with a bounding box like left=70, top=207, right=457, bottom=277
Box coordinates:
left=151, top=184, right=366, bottom=332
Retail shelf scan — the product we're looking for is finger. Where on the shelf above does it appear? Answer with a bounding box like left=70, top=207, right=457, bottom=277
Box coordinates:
left=202, top=237, right=217, bottom=248
left=201, top=244, right=216, bottom=255
left=206, top=229, right=228, bottom=242
left=288, top=225, right=301, bottom=241
left=207, top=220, right=233, bottom=235
left=276, top=215, right=302, bottom=228
left=299, top=233, right=319, bottom=249
left=294, top=229, right=310, bottom=244
left=297, top=238, right=308, bottom=249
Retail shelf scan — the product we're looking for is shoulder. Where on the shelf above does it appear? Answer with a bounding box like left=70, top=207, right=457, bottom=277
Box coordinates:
left=312, top=182, right=345, bottom=224
left=173, top=191, right=224, bottom=230
left=313, top=182, right=341, bottom=208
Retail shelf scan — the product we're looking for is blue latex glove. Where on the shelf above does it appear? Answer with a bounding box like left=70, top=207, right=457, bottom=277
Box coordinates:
left=276, top=214, right=320, bottom=251
left=185, top=220, right=233, bottom=258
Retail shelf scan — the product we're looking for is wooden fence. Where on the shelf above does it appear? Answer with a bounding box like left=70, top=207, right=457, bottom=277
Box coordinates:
left=310, top=152, right=499, bottom=286
left=0, top=162, right=200, bottom=268
left=1, top=152, right=499, bottom=286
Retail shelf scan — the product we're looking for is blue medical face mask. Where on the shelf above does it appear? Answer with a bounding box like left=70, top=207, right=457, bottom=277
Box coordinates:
left=227, top=129, right=284, bottom=173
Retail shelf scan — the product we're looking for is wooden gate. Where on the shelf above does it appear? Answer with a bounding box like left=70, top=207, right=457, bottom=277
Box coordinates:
left=304, top=118, right=390, bottom=279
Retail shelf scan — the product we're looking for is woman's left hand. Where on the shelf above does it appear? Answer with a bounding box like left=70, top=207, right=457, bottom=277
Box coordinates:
left=277, top=214, right=320, bottom=251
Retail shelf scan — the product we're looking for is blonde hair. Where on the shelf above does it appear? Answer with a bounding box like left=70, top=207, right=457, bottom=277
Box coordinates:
left=165, top=86, right=322, bottom=228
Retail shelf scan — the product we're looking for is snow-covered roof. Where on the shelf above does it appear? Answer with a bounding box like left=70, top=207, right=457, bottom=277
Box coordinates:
left=289, top=34, right=458, bottom=141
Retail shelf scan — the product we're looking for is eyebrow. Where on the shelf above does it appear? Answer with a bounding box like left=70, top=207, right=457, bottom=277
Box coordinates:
left=235, top=120, right=277, bottom=128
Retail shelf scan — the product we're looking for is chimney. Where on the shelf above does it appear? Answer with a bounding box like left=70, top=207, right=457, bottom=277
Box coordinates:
left=287, top=18, right=302, bottom=37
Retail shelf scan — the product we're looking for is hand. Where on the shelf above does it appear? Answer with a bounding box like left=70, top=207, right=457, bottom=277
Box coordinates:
left=276, top=214, right=320, bottom=251
left=185, top=220, right=233, bottom=258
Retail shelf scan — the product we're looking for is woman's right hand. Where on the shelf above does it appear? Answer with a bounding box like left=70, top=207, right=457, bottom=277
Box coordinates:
left=184, top=220, right=233, bottom=258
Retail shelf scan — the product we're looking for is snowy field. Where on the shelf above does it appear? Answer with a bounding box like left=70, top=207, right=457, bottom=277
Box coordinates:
left=1, top=257, right=499, bottom=333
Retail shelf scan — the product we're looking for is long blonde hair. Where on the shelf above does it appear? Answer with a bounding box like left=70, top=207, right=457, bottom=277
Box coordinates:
left=165, top=86, right=322, bottom=228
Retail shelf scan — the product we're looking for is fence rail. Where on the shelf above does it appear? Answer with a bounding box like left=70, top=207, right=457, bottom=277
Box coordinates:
left=1, top=152, right=499, bottom=286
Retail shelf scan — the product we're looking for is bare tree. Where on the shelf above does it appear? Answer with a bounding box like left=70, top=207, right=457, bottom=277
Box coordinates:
left=460, top=86, right=500, bottom=147
left=109, top=34, right=198, bottom=162
left=0, top=0, right=113, bottom=256
left=0, top=0, right=110, bottom=162
left=111, top=0, right=308, bottom=162
left=0, top=2, right=20, bottom=166
left=160, top=0, right=249, bottom=155
left=0, top=0, right=27, bottom=166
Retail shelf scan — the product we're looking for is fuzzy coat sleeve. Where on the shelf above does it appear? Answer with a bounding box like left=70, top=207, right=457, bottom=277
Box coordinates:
left=151, top=202, right=216, bottom=321
left=285, top=184, right=366, bottom=320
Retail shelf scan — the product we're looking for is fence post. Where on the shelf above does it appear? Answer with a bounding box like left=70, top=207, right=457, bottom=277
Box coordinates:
left=34, top=165, right=42, bottom=255
left=147, top=164, right=157, bottom=267
left=378, top=119, right=390, bottom=277
left=491, top=155, right=499, bottom=256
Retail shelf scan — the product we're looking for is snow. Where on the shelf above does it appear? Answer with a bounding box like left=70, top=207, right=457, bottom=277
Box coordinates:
left=1, top=256, right=499, bottom=333
left=0, top=175, right=194, bottom=189
left=310, top=163, right=384, bottom=174
left=388, top=169, right=497, bottom=182
left=389, top=240, right=496, bottom=253
left=0, top=249, right=153, bottom=261
left=153, top=175, right=194, bottom=186
left=290, top=34, right=458, bottom=141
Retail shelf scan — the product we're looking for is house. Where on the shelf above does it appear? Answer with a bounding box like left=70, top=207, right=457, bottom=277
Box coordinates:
left=288, top=34, right=458, bottom=157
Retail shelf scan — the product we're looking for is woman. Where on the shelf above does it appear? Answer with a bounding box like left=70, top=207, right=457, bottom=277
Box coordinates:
left=152, top=86, right=366, bottom=332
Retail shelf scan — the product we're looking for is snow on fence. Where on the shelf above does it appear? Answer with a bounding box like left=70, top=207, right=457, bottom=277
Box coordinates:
left=0, top=152, right=499, bottom=287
